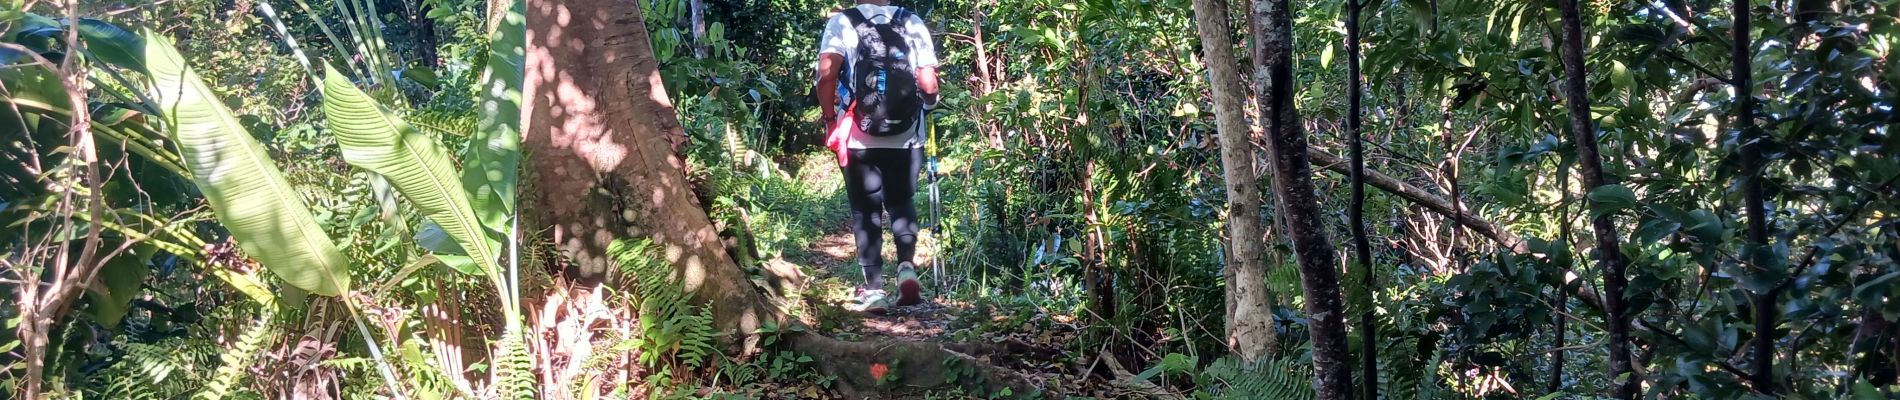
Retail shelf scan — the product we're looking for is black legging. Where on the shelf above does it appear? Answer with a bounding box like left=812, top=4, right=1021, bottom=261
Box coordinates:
left=845, top=147, right=923, bottom=290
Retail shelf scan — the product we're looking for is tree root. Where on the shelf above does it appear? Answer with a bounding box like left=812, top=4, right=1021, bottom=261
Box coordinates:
left=788, top=331, right=1056, bottom=399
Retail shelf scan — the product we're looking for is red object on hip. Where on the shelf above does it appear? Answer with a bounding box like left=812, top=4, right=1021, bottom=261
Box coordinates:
left=826, top=107, right=856, bottom=167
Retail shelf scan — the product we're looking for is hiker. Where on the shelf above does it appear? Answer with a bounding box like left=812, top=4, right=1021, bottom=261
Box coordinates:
left=816, top=0, right=940, bottom=314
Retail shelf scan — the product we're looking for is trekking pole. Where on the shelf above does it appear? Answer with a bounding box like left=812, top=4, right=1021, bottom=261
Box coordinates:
left=924, top=110, right=945, bottom=293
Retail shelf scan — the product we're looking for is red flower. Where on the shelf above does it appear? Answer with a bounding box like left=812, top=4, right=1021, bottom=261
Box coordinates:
left=869, top=363, right=890, bottom=382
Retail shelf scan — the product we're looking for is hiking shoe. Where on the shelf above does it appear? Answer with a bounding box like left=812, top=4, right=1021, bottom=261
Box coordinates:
left=851, top=288, right=890, bottom=315
left=895, top=261, right=923, bottom=306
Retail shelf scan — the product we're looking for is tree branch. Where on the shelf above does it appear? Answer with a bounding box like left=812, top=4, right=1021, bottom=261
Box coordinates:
left=1305, top=146, right=1527, bottom=254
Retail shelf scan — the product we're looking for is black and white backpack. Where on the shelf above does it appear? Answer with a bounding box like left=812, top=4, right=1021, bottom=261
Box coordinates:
left=840, top=7, right=923, bottom=137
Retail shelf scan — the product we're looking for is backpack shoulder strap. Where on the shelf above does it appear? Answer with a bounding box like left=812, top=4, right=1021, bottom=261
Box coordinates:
left=840, top=8, right=870, bottom=28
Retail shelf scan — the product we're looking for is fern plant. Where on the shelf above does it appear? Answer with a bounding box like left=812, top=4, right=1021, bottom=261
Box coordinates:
left=610, top=239, right=719, bottom=375
left=87, top=337, right=221, bottom=400
left=493, top=329, right=537, bottom=400
left=195, top=311, right=278, bottom=400
left=1197, top=355, right=1317, bottom=400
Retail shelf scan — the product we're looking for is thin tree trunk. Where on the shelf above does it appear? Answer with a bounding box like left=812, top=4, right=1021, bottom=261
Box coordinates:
left=1555, top=0, right=1636, bottom=397
left=1189, top=0, right=1274, bottom=362
left=1258, top=0, right=1351, bottom=396
left=1345, top=0, right=1377, bottom=398
left=1550, top=289, right=1569, bottom=391
left=1734, top=0, right=1776, bottom=392
left=414, top=0, right=439, bottom=67
left=690, top=0, right=707, bottom=59
left=1550, top=163, right=1576, bottom=394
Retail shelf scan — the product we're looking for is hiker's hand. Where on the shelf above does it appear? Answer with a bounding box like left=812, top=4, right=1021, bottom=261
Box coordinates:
left=821, top=108, right=838, bottom=125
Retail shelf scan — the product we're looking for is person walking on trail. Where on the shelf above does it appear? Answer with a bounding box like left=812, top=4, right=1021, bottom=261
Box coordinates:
left=816, top=0, right=940, bottom=314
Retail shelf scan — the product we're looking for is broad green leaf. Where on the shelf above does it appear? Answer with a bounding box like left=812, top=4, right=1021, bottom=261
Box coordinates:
left=1610, top=60, right=1632, bottom=90
left=1586, top=184, right=1637, bottom=219
left=1681, top=210, right=1724, bottom=243
left=75, top=19, right=145, bottom=73
left=435, top=255, right=481, bottom=275
left=1320, top=44, right=1334, bottom=69
left=9, top=13, right=62, bottom=50
left=462, top=0, right=523, bottom=233
left=84, top=242, right=152, bottom=328
left=322, top=65, right=500, bottom=279
left=1854, top=379, right=1884, bottom=400
left=414, top=221, right=466, bottom=255
left=0, top=45, right=68, bottom=112
left=144, top=29, right=351, bottom=296
left=1853, top=270, right=1900, bottom=303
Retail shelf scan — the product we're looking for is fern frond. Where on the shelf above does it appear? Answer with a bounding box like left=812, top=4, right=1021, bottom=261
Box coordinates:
left=609, top=238, right=719, bottom=375
left=196, top=311, right=278, bottom=400
left=407, top=109, right=478, bottom=137
left=88, top=337, right=219, bottom=399
left=494, top=329, right=537, bottom=400
left=1202, top=355, right=1316, bottom=400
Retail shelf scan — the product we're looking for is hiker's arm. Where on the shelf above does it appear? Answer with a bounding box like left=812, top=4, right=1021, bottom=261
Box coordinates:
left=905, top=14, right=941, bottom=108
left=917, top=66, right=939, bottom=106
left=817, top=52, right=844, bottom=121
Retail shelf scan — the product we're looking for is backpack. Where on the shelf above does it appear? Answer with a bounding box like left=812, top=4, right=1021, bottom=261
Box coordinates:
left=840, top=7, right=923, bottom=137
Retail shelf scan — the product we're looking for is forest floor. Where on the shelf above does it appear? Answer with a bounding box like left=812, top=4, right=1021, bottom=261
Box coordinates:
left=725, top=152, right=1121, bottom=398
left=775, top=228, right=1117, bottom=398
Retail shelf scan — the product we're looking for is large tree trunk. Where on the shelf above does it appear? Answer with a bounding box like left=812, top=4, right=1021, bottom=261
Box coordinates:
left=1189, top=0, right=1275, bottom=363
left=1554, top=0, right=1637, bottom=397
left=1256, top=0, right=1352, bottom=397
left=520, top=2, right=1050, bottom=396
left=521, top=0, right=776, bottom=340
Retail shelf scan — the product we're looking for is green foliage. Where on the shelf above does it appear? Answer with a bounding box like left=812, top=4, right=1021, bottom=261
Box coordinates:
left=1197, top=355, right=1316, bottom=400
left=195, top=312, right=277, bottom=400
left=143, top=27, right=353, bottom=296
left=9, top=0, right=1900, bottom=397
left=322, top=64, right=503, bottom=283
left=494, top=329, right=536, bottom=400
left=462, top=0, right=525, bottom=233
left=610, top=239, right=719, bottom=373
left=86, top=337, right=221, bottom=399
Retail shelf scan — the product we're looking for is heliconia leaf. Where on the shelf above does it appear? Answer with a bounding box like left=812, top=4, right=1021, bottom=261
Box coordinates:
left=462, top=0, right=524, bottom=234
left=75, top=19, right=145, bottom=73
left=322, top=65, right=501, bottom=279
left=143, top=29, right=351, bottom=296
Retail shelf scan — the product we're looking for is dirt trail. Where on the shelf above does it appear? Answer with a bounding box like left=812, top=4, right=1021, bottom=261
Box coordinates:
left=786, top=230, right=958, bottom=342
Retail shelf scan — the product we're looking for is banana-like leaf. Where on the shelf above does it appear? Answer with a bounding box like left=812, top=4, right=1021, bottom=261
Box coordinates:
left=144, top=30, right=351, bottom=296
left=321, top=65, right=501, bottom=279
left=462, top=0, right=524, bottom=232
left=75, top=18, right=145, bottom=73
